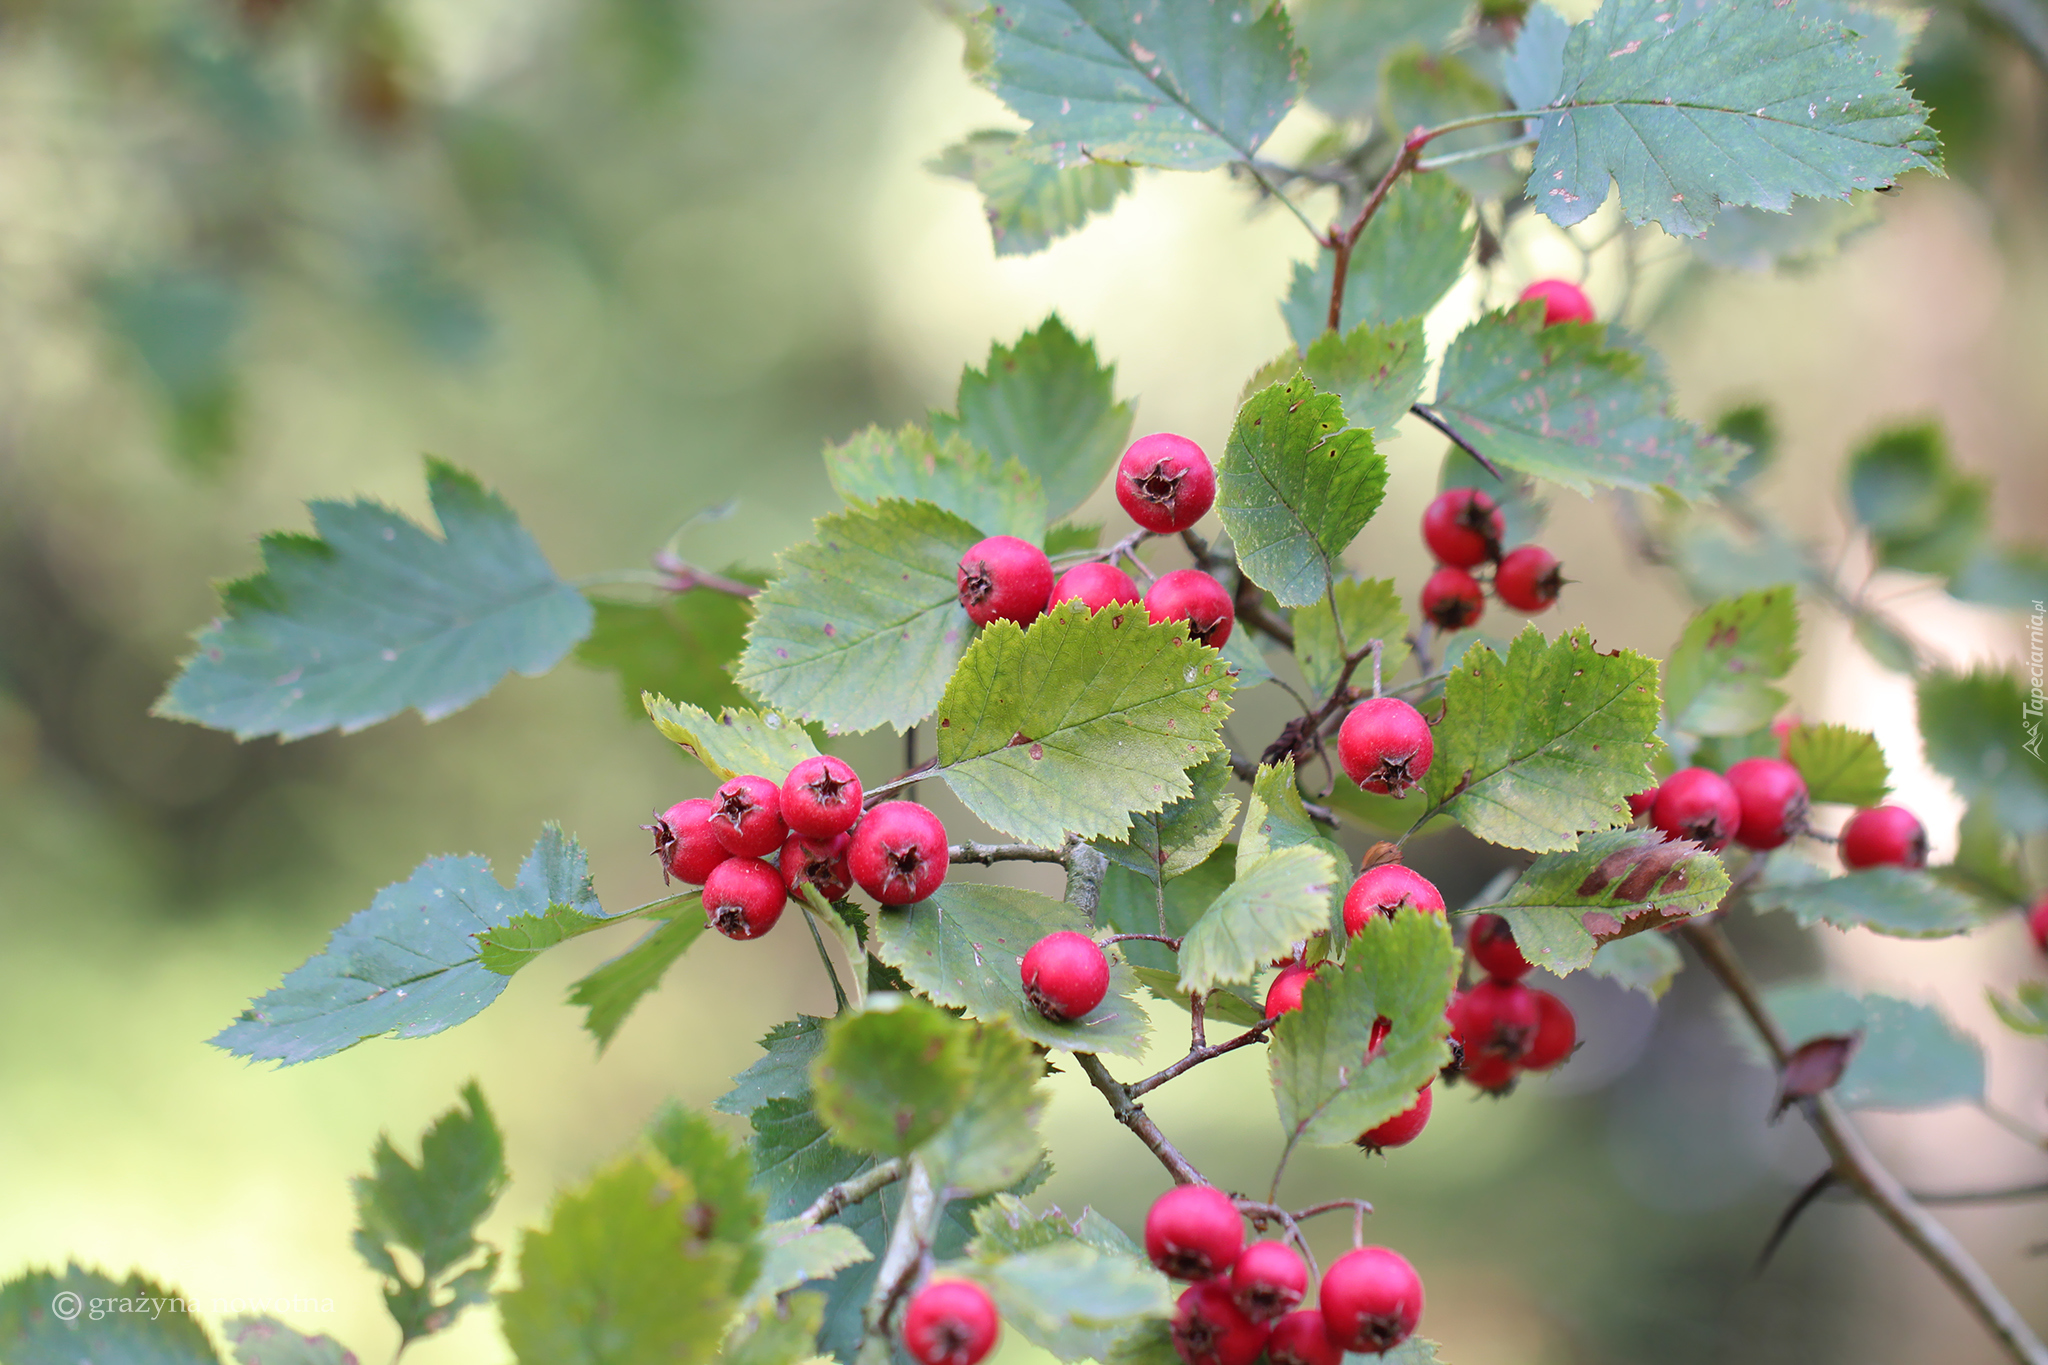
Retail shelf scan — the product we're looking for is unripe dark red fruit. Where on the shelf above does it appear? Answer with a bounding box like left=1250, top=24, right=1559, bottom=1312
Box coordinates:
left=710, top=774, right=788, bottom=858
left=1626, top=787, right=1658, bottom=819
left=1839, top=804, right=1929, bottom=871
left=1118, top=433, right=1217, bottom=534
left=1266, top=1312, right=1343, bottom=1365
left=1265, top=963, right=1317, bottom=1018
left=1519, top=278, right=1596, bottom=326
left=1172, top=1280, right=1269, bottom=1365
left=1319, top=1247, right=1424, bottom=1354
left=1145, top=1184, right=1244, bottom=1281
left=1420, top=566, right=1484, bottom=631
left=1420, top=488, right=1505, bottom=569
left=1493, top=545, right=1563, bottom=613
left=1650, top=767, right=1742, bottom=852
left=1229, top=1240, right=1308, bottom=1322
left=1342, top=864, right=1445, bottom=934
left=1523, top=990, right=1576, bottom=1070
left=702, top=857, right=785, bottom=940
left=958, top=535, right=1054, bottom=627
left=1466, top=913, right=1531, bottom=980
left=2030, top=897, right=2048, bottom=954
left=902, top=1279, right=1000, bottom=1365
left=781, top=832, right=852, bottom=903
left=1357, top=1083, right=1433, bottom=1152
left=781, top=756, right=864, bottom=840
left=1019, top=931, right=1110, bottom=1021
left=849, top=801, right=949, bottom=905
left=1145, top=569, right=1235, bottom=648
left=1337, top=697, right=1434, bottom=797
left=648, top=797, right=729, bottom=885
left=1050, top=561, right=1141, bottom=613
left=1724, top=756, right=1809, bottom=851
left=1454, top=978, right=1541, bottom=1065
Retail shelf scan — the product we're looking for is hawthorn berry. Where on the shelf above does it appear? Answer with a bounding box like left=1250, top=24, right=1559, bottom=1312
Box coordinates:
left=1519, top=278, right=1596, bottom=326
left=1626, top=787, right=1659, bottom=819
left=1454, top=978, right=1541, bottom=1066
left=1522, top=990, right=1576, bottom=1071
left=1342, top=864, right=1445, bottom=934
left=1466, top=913, right=1531, bottom=981
left=1420, top=487, right=1505, bottom=569
left=1265, top=1311, right=1343, bottom=1365
left=1144, top=1184, right=1244, bottom=1281
left=1050, top=561, right=1141, bottom=613
left=1145, top=569, right=1235, bottom=648
left=1839, top=804, right=1929, bottom=871
left=1117, top=433, right=1217, bottom=534
left=849, top=801, right=949, bottom=904
left=1460, top=1052, right=1518, bottom=1093
left=1319, top=1247, right=1424, bottom=1354
left=1724, top=756, right=1809, bottom=851
left=902, top=1279, right=1000, bottom=1365
left=1019, top=931, right=1110, bottom=1021
left=710, top=774, right=788, bottom=858
left=781, top=756, right=864, bottom=839
left=647, top=797, right=729, bottom=885
left=1420, top=565, right=1484, bottom=631
left=1229, top=1240, right=1308, bottom=1322
left=780, top=832, right=852, bottom=902
left=1493, top=545, right=1563, bottom=613
left=958, top=535, right=1054, bottom=628
left=1367, top=1014, right=1392, bottom=1058
left=702, top=857, right=785, bottom=940
left=1357, top=1083, right=1433, bottom=1153
left=1337, top=697, right=1434, bottom=797
left=2029, top=896, right=2048, bottom=954
left=1172, top=1279, right=1269, bottom=1365
left=1650, top=767, right=1742, bottom=852
left=1264, top=963, right=1317, bottom=1018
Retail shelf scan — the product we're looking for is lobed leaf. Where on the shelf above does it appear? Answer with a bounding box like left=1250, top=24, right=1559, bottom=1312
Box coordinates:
left=644, top=695, right=821, bottom=782
left=748, top=1224, right=872, bottom=1306
left=717, top=1016, right=831, bottom=1117
left=1663, top=585, right=1799, bottom=736
left=1474, top=828, right=1731, bottom=973
left=724, top=1292, right=827, bottom=1365
left=1179, top=844, right=1340, bottom=994
left=1785, top=722, right=1890, bottom=805
left=1744, top=984, right=1984, bottom=1111
left=567, top=910, right=709, bottom=1049
left=1098, top=750, right=1241, bottom=886
left=1299, top=318, right=1430, bottom=439
left=1918, top=668, right=2048, bottom=836
left=0, top=1265, right=223, bottom=1365
left=825, top=423, right=1047, bottom=543
left=1293, top=0, right=1465, bottom=121
left=226, top=1317, right=357, bottom=1365
left=577, top=590, right=756, bottom=720
left=1292, top=577, right=1412, bottom=700
left=1748, top=859, right=1986, bottom=937
left=930, top=130, right=1135, bottom=258
left=1101, top=849, right=1265, bottom=1023
left=1280, top=176, right=1473, bottom=351
left=980, top=1243, right=1175, bottom=1362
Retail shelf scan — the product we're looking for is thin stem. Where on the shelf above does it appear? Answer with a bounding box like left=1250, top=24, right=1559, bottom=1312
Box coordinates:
left=1189, top=992, right=1207, bottom=1051
left=1414, top=132, right=1537, bottom=172
left=1409, top=404, right=1505, bottom=480
left=905, top=725, right=921, bottom=803
left=1327, top=141, right=1422, bottom=334
left=1982, top=1101, right=2048, bottom=1151
left=649, top=550, right=762, bottom=598
left=1240, top=158, right=1326, bottom=242
left=864, top=1159, right=940, bottom=1343
left=863, top=759, right=940, bottom=806
left=950, top=842, right=1068, bottom=866
left=799, top=904, right=851, bottom=1015
left=799, top=1158, right=906, bottom=1226
left=1103, top=933, right=1183, bottom=949
left=1075, top=1053, right=1205, bottom=1186
left=1126, top=1020, right=1275, bottom=1100
left=1233, top=1200, right=1322, bottom=1282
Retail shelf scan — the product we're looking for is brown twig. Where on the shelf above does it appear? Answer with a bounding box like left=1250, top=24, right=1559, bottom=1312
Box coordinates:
left=1075, top=1053, right=1205, bottom=1186
left=949, top=842, right=1068, bottom=866
left=1126, top=1020, right=1276, bottom=1100
left=799, top=1158, right=906, bottom=1226
left=1327, top=137, right=1426, bottom=334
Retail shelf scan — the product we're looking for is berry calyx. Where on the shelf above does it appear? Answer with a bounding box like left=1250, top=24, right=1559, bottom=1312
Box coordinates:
left=1337, top=697, right=1435, bottom=797
left=1420, top=488, right=1505, bottom=569
left=702, top=857, right=786, bottom=940
left=1357, top=1083, right=1433, bottom=1153
left=1466, top=913, right=1531, bottom=981
left=1264, top=963, right=1317, bottom=1018
left=1117, top=434, right=1218, bottom=534
left=1172, top=1279, right=1270, bottom=1365
left=958, top=535, right=1055, bottom=628
left=1839, top=804, right=1929, bottom=871
left=647, top=797, right=729, bottom=885
left=902, top=1279, right=1000, bottom=1365
left=2028, top=896, right=2048, bottom=954
left=1522, top=990, right=1576, bottom=1071
left=1144, top=569, right=1235, bottom=648
left=1493, top=545, right=1563, bottom=613
left=849, top=801, right=949, bottom=905
left=1342, top=864, right=1445, bottom=934
left=1050, top=561, right=1142, bottom=613
left=1420, top=566, right=1484, bottom=631
left=1724, top=756, right=1809, bottom=851
left=1319, top=1247, right=1424, bottom=1354
left=709, top=774, right=789, bottom=858
left=1229, top=1240, right=1308, bottom=1322
left=1019, top=931, right=1110, bottom=1021
left=1265, top=1311, right=1343, bottom=1365
left=1519, top=278, right=1596, bottom=326
left=1650, top=767, right=1742, bottom=852
left=1144, top=1184, right=1244, bottom=1281
left=1453, top=978, right=1541, bottom=1066
left=781, top=756, right=864, bottom=840
left=781, top=832, right=852, bottom=903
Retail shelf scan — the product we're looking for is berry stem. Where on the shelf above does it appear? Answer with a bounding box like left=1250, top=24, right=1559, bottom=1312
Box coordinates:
left=796, top=896, right=852, bottom=1015
left=1407, top=403, right=1504, bottom=481
left=1124, top=1019, right=1275, bottom=1100
left=648, top=549, right=762, bottom=598
left=1074, top=1052, right=1206, bottom=1187
left=1101, top=932, right=1183, bottom=949
left=863, top=759, right=941, bottom=806
left=798, top=1157, right=906, bottom=1226
left=1230, top=1199, right=1322, bottom=1282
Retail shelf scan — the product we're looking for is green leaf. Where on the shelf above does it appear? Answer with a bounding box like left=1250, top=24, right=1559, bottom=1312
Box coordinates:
left=1918, top=668, right=2048, bottom=835
left=1292, top=578, right=1412, bottom=699
left=750, top=1225, right=873, bottom=1305
left=1526, top=0, right=1941, bottom=237
left=1505, top=2, right=1572, bottom=108
left=1217, top=375, right=1387, bottom=608
left=646, top=1105, right=766, bottom=1254
left=575, top=590, right=756, bottom=721
left=225, top=1317, right=355, bottom=1365
left=1179, top=845, right=1340, bottom=994
left=982, top=0, right=1302, bottom=170
left=1293, top=0, right=1466, bottom=120
left=875, top=881, right=1149, bottom=1059
left=1384, top=46, right=1518, bottom=197
left=980, top=1243, right=1175, bottom=1361
left=932, top=603, right=1235, bottom=845
left=1, top=1265, right=222, bottom=1365
left=155, top=459, right=592, bottom=741
left=725, top=1292, right=827, bottom=1365
left=1281, top=177, right=1474, bottom=351
left=478, top=901, right=635, bottom=976
left=915, top=1022, right=1049, bottom=1197
left=1472, top=829, right=1731, bottom=973
left=1786, top=722, right=1890, bottom=805
left=1428, top=309, right=1739, bottom=498
left=1269, top=909, right=1457, bottom=1145
left=1669, top=519, right=1812, bottom=602
left=1587, top=931, right=1684, bottom=1000
left=735, top=499, right=979, bottom=735
left=969, top=1193, right=1141, bottom=1261
left=1848, top=422, right=1952, bottom=537
left=1949, top=543, right=2048, bottom=611
left=1713, top=403, right=1778, bottom=486
left=1748, top=861, right=1986, bottom=938
left=1100, top=849, right=1263, bottom=1022
left=1300, top=318, right=1430, bottom=438
left=825, top=423, right=1047, bottom=543
left=1372, top=1339, right=1449, bottom=1365
left=1949, top=800, right=2026, bottom=905
left=1099, top=750, right=1241, bottom=885
left=213, top=825, right=601, bottom=1065
left=567, top=910, right=709, bottom=1049
left=1663, top=586, right=1799, bottom=736
left=1423, top=626, right=1663, bottom=853
left=930, top=130, right=1135, bottom=257
left=1747, top=984, right=1985, bottom=1111
left=644, top=696, right=821, bottom=783
left=1692, top=197, right=1881, bottom=272
left=718, top=1016, right=831, bottom=1117
left=1046, top=521, right=1105, bottom=556
left=811, top=995, right=975, bottom=1157
left=933, top=315, right=1135, bottom=523
left=1987, top=982, right=2048, bottom=1038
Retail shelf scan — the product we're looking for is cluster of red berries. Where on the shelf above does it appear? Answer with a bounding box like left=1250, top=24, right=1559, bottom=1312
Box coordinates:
left=1630, top=749, right=1930, bottom=872
left=1145, top=1184, right=1425, bottom=1363
left=955, top=433, right=1236, bottom=647
left=1417, top=486, right=1562, bottom=632
left=647, top=757, right=949, bottom=938
left=1446, top=916, right=1576, bottom=1093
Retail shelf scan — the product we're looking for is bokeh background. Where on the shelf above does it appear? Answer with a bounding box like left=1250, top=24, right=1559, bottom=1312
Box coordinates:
left=3, top=1, right=2047, bottom=1363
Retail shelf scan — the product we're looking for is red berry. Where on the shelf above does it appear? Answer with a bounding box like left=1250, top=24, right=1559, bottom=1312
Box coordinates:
left=1357, top=1083, right=1433, bottom=1152
left=1493, top=545, right=1563, bottom=613
left=958, top=535, right=1054, bottom=628
left=781, top=756, right=864, bottom=840
left=1454, top=978, right=1541, bottom=1066
left=1466, top=913, right=1531, bottom=980
left=1117, top=433, right=1217, bottom=534
left=1519, top=278, right=1596, bottom=326
left=1050, top=561, right=1141, bottom=613
left=1420, top=566, right=1484, bottom=631
left=1265, top=1311, right=1343, bottom=1365
left=1342, top=864, right=1445, bottom=934
left=1145, top=1184, right=1244, bottom=1281
left=1839, top=804, right=1929, bottom=871
left=702, top=857, right=785, bottom=940
left=1460, top=1052, right=1518, bottom=1093
left=1337, top=697, right=1434, bottom=797
left=1145, top=569, right=1235, bottom=648
left=1172, top=1279, right=1269, bottom=1365
left=781, top=832, right=852, bottom=903
left=1522, top=990, right=1576, bottom=1070
left=1229, top=1241, right=1307, bottom=1322
left=1724, top=756, right=1809, bottom=851
left=1626, top=787, right=1658, bottom=819
left=647, top=797, right=729, bottom=885
left=1319, top=1247, right=1424, bottom=1354
left=1420, top=488, right=1505, bottom=569
left=1650, top=767, right=1742, bottom=852
left=902, top=1279, right=1000, bottom=1365
left=1264, top=963, right=1317, bottom=1018
left=1367, top=1014, right=1392, bottom=1058
left=1019, top=931, right=1110, bottom=1021
left=1773, top=715, right=1798, bottom=759
left=710, top=775, right=789, bottom=858
left=2029, top=897, right=2048, bottom=954
left=849, top=801, right=949, bottom=905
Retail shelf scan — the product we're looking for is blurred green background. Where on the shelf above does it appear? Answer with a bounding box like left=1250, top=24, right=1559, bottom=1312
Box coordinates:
left=3, top=2, right=2048, bottom=1363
